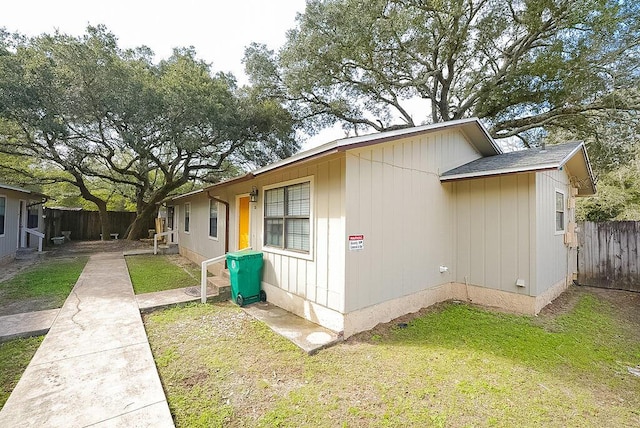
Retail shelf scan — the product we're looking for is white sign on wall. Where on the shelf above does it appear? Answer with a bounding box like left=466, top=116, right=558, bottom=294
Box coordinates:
left=348, top=234, right=364, bottom=251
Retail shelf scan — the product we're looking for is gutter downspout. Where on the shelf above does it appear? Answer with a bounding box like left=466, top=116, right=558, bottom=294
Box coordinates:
left=207, top=190, right=230, bottom=267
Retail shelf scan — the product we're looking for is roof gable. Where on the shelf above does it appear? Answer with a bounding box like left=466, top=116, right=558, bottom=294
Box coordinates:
left=169, top=118, right=501, bottom=201
left=253, top=118, right=500, bottom=176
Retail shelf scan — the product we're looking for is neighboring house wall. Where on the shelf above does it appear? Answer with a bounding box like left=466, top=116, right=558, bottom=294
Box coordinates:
left=0, top=190, right=45, bottom=263
left=175, top=193, right=226, bottom=266
left=0, top=192, right=19, bottom=263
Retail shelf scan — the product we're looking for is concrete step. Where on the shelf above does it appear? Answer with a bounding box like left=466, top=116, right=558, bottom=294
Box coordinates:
left=207, top=276, right=231, bottom=302
left=156, top=243, right=179, bottom=255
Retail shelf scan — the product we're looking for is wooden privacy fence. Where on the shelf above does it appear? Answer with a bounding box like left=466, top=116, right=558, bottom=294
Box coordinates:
left=44, top=209, right=150, bottom=242
left=577, top=221, right=640, bottom=292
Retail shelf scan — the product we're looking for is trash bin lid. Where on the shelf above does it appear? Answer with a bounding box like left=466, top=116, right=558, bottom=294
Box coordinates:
left=226, top=250, right=263, bottom=260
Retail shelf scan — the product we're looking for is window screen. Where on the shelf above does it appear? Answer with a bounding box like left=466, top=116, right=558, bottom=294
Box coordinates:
left=555, top=191, right=565, bottom=232
left=264, top=182, right=310, bottom=252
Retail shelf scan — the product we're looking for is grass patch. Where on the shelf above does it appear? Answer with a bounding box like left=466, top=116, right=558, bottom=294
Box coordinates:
left=126, top=255, right=201, bottom=294
left=0, top=257, right=88, bottom=306
left=0, top=336, right=43, bottom=409
left=144, top=291, right=640, bottom=427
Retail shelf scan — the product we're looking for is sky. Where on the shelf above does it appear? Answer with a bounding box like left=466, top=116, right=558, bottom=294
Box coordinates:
left=1, top=0, right=345, bottom=147
left=1, top=0, right=304, bottom=83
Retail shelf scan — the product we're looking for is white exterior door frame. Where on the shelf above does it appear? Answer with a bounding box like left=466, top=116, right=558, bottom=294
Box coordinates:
left=18, top=199, right=27, bottom=248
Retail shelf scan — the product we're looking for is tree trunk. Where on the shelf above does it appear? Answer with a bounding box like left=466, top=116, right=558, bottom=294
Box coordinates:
left=72, top=174, right=111, bottom=240
left=126, top=203, right=159, bottom=240
left=96, top=202, right=111, bottom=241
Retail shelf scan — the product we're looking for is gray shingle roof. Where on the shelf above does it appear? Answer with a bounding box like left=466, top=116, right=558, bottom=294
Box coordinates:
left=441, top=141, right=584, bottom=179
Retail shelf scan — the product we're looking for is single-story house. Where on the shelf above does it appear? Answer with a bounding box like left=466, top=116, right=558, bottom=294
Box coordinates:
left=165, top=118, right=596, bottom=338
left=0, top=183, right=47, bottom=264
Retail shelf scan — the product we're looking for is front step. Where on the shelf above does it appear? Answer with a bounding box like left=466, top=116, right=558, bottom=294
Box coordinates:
left=206, top=275, right=231, bottom=302
left=156, top=243, right=179, bottom=255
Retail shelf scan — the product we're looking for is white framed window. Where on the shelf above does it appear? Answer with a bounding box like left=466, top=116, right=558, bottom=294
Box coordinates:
left=167, top=206, right=175, bottom=230
left=0, top=196, right=5, bottom=236
left=555, top=190, right=565, bottom=233
left=209, top=200, right=218, bottom=239
left=184, top=203, right=190, bottom=233
left=264, top=179, right=311, bottom=254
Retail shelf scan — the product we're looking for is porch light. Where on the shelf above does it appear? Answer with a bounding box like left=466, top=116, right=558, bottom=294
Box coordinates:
left=249, top=187, right=258, bottom=203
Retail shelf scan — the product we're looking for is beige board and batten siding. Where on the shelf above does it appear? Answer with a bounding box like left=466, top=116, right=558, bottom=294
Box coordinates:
left=343, top=129, right=483, bottom=313
left=172, top=153, right=347, bottom=323
left=452, top=173, right=535, bottom=296
left=534, top=168, right=574, bottom=302
left=180, top=153, right=347, bottom=322
left=256, top=154, right=347, bottom=315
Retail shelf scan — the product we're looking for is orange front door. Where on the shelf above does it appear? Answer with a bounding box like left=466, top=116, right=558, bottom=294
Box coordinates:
left=238, top=196, right=250, bottom=249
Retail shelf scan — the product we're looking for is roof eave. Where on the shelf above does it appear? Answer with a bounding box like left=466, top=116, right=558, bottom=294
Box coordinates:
left=0, top=184, right=48, bottom=199
left=558, top=142, right=597, bottom=196
left=440, top=163, right=559, bottom=181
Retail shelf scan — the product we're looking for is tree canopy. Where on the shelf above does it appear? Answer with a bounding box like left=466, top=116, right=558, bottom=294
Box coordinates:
left=0, top=26, right=298, bottom=239
left=245, top=0, right=640, bottom=147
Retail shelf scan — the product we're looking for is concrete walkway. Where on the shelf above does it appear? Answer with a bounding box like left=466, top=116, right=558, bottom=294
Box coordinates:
left=0, top=309, right=60, bottom=342
left=0, top=252, right=174, bottom=427
left=243, top=302, right=341, bottom=355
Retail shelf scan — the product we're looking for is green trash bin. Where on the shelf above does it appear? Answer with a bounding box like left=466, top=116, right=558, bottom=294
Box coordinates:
left=226, top=250, right=266, bottom=307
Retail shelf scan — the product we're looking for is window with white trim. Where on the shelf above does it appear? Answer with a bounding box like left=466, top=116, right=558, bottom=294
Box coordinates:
left=264, top=181, right=310, bottom=252
left=167, top=206, right=174, bottom=230
left=0, top=196, right=5, bottom=236
left=555, top=191, right=565, bottom=232
left=209, top=200, right=218, bottom=238
left=184, top=203, right=190, bottom=232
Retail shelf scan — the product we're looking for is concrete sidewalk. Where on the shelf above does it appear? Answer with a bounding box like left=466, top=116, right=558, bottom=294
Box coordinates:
left=0, top=252, right=174, bottom=427
left=0, top=309, right=60, bottom=342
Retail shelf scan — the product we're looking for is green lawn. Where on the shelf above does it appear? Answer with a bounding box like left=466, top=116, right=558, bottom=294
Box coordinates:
left=0, top=257, right=88, bottom=310
left=126, top=255, right=201, bottom=294
left=0, top=336, right=43, bottom=409
left=144, top=291, right=640, bottom=427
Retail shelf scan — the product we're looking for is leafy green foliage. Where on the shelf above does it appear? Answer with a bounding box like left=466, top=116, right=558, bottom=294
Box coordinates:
left=0, top=26, right=298, bottom=238
left=246, top=0, right=640, bottom=147
left=578, top=157, right=640, bottom=220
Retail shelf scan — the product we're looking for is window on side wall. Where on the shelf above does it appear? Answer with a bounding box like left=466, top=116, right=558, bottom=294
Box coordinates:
left=184, top=203, right=190, bottom=232
left=0, top=196, right=5, bottom=236
left=555, top=190, right=565, bottom=233
left=264, top=181, right=310, bottom=253
left=167, top=206, right=174, bottom=230
left=209, top=200, right=218, bottom=239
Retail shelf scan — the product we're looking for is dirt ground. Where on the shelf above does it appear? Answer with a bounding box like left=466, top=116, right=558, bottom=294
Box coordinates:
left=0, top=240, right=153, bottom=316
